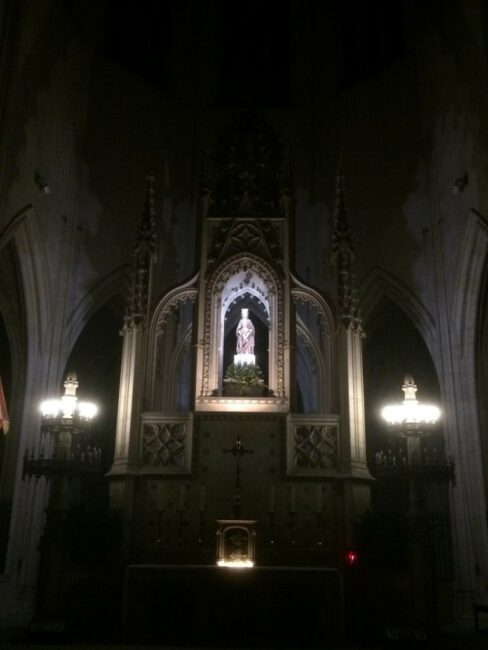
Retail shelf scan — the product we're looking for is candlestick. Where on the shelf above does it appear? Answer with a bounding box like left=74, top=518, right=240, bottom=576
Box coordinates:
left=157, top=482, right=165, bottom=511
left=268, top=485, right=275, bottom=513
left=198, top=510, right=205, bottom=545
left=289, top=486, right=296, bottom=513
left=178, top=485, right=186, bottom=512
left=268, top=511, right=276, bottom=545
left=316, top=484, right=322, bottom=514
left=199, top=485, right=206, bottom=512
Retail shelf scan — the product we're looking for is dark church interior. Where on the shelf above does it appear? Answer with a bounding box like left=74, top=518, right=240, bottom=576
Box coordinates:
left=1, top=1, right=488, bottom=648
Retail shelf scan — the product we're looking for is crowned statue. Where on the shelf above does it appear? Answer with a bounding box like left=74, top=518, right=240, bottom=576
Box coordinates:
left=234, top=308, right=256, bottom=366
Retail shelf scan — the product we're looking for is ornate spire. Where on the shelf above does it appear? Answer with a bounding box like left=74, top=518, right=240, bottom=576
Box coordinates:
left=125, top=171, right=158, bottom=328
left=280, top=154, right=294, bottom=218
left=200, top=148, right=213, bottom=218
left=332, top=169, right=354, bottom=258
left=208, top=113, right=286, bottom=217
left=136, top=170, right=157, bottom=256
left=331, top=169, right=361, bottom=329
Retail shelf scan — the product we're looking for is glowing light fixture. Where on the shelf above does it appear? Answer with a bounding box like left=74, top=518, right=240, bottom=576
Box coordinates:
left=40, top=373, right=98, bottom=421
left=25, top=372, right=101, bottom=482
left=217, top=559, right=255, bottom=569
left=382, top=375, right=440, bottom=427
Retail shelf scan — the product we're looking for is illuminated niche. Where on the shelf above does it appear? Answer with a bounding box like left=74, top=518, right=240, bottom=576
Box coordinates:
left=201, top=257, right=284, bottom=400
left=216, top=520, right=257, bottom=568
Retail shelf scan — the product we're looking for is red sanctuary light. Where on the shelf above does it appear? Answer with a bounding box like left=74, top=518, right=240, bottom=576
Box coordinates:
left=345, top=549, right=358, bottom=566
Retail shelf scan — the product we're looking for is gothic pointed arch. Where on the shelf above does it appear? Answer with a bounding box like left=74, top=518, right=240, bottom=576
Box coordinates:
left=0, top=241, right=25, bottom=384
left=0, top=206, right=55, bottom=592
left=1, top=205, right=51, bottom=357
left=359, top=266, right=436, bottom=359
left=454, top=210, right=488, bottom=359
left=167, top=323, right=193, bottom=412
left=198, top=252, right=284, bottom=401
left=477, top=256, right=488, bottom=501
left=362, top=294, right=450, bottom=582
left=458, top=210, right=488, bottom=501
left=296, top=319, right=323, bottom=413
left=147, top=273, right=199, bottom=411
left=291, top=275, right=335, bottom=413
left=63, top=300, right=124, bottom=468
left=363, top=296, right=441, bottom=465
left=0, top=241, right=23, bottom=570
left=66, top=265, right=131, bottom=360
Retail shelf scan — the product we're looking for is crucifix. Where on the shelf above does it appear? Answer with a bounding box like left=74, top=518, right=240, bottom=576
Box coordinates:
left=223, top=434, right=254, bottom=518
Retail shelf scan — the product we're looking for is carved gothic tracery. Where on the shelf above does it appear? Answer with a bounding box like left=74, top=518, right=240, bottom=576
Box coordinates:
left=294, top=424, right=338, bottom=469
left=142, top=423, right=186, bottom=466
left=331, top=171, right=362, bottom=331
left=125, top=172, right=158, bottom=328
left=201, top=113, right=293, bottom=218
left=207, top=218, right=284, bottom=271
left=155, top=290, right=198, bottom=337
left=141, top=416, right=193, bottom=473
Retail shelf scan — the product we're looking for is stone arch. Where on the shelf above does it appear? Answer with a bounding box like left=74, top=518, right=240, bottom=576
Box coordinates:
left=148, top=273, right=199, bottom=409
left=66, top=265, right=130, bottom=361
left=0, top=242, right=22, bottom=571
left=457, top=211, right=488, bottom=502
left=63, top=300, right=124, bottom=472
left=150, top=272, right=199, bottom=334
left=295, top=319, right=324, bottom=413
left=0, top=206, right=55, bottom=594
left=362, top=295, right=442, bottom=475
left=167, top=323, right=193, bottom=412
left=202, top=253, right=284, bottom=397
left=290, top=273, right=335, bottom=332
left=454, top=210, right=488, bottom=360
left=291, top=275, right=334, bottom=412
left=477, top=258, right=488, bottom=500
left=0, top=205, right=51, bottom=364
left=362, top=294, right=446, bottom=575
left=360, top=267, right=436, bottom=361
left=0, top=241, right=25, bottom=391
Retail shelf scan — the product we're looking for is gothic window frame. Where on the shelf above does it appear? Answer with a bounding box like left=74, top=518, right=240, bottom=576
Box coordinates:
left=148, top=277, right=198, bottom=411
left=291, top=279, right=334, bottom=411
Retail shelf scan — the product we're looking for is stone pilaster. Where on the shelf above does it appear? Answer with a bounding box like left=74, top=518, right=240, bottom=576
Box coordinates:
left=109, top=172, right=157, bottom=476
left=331, top=170, right=371, bottom=481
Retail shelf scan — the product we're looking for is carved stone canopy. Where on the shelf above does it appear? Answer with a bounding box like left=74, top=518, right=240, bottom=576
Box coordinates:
left=202, top=112, right=293, bottom=218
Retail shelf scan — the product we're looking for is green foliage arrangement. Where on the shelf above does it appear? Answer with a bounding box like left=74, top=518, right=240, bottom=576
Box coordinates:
left=224, top=363, right=264, bottom=386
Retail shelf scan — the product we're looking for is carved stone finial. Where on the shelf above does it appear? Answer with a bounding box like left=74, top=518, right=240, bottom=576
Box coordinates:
left=331, top=169, right=361, bottom=330
left=332, top=169, right=354, bottom=259
left=200, top=149, right=213, bottom=218
left=208, top=113, right=287, bottom=217
left=135, top=170, right=157, bottom=257
left=280, top=155, right=294, bottom=218
left=125, top=172, right=158, bottom=328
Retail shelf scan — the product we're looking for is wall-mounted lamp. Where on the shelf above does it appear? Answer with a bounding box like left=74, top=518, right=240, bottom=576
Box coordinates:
left=452, top=172, right=468, bottom=194
left=34, top=170, right=51, bottom=194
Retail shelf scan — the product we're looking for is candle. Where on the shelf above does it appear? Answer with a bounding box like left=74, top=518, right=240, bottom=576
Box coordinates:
left=316, top=485, right=322, bottom=514
left=268, top=486, right=275, bottom=513
left=199, top=485, right=206, bottom=512
left=289, top=486, right=296, bottom=513
left=178, top=485, right=186, bottom=512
